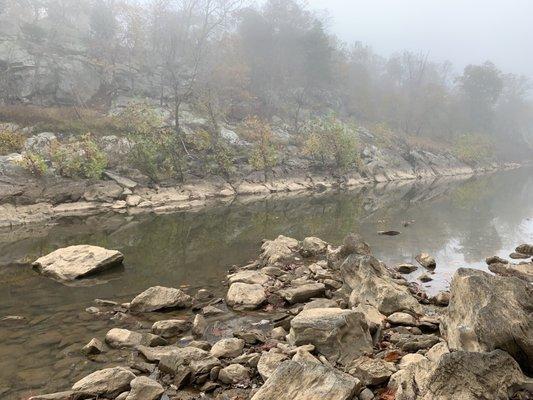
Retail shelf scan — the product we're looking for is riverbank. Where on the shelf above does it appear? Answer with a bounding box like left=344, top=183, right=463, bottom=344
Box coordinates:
left=15, top=233, right=532, bottom=400
left=0, top=161, right=521, bottom=229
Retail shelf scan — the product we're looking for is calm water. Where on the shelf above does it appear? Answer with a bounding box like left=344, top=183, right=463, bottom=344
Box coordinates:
left=1, top=167, right=532, bottom=398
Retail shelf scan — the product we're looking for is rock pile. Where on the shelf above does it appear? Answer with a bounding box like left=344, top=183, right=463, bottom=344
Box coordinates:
left=30, top=236, right=533, bottom=400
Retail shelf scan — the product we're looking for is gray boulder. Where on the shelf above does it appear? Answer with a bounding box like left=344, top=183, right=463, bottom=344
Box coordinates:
left=32, top=245, right=124, bottom=281
left=130, top=286, right=193, bottom=313
left=71, top=367, right=135, bottom=397
left=288, top=308, right=373, bottom=365
left=226, top=282, right=267, bottom=310
left=441, top=268, right=532, bottom=371
left=252, top=360, right=361, bottom=400
left=278, top=283, right=326, bottom=304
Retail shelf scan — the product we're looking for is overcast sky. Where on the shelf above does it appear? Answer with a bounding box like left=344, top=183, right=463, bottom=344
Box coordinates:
left=307, top=0, right=533, bottom=79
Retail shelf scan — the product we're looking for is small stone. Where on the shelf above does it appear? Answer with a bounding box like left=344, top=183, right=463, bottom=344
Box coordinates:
left=130, top=286, right=193, bottom=313
left=202, top=305, right=225, bottom=316
left=226, top=283, right=267, bottom=310
left=300, top=237, right=328, bottom=257
left=346, top=356, right=396, bottom=386
left=192, top=314, right=207, bottom=338
left=415, top=253, right=436, bottom=269
left=396, top=264, right=417, bottom=274
left=152, top=319, right=190, bottom=338
left=82, top=338, right=104, bottom=355
left=418, top=273, right=433, bottom=282
left=515, top=244, right=533, bottom=255
left=387, top=312, right=417, bottom=326
left=271, top=327, right=287, bottom=341
left=218, top=364, right=250, bottom=384
left=125, top=376, right=164, bottom=400
left=195, top=288, right=214, bottom=301
left=485, top=255, right=508, bottom=265
left=210, top=338, right=245, bottom=358
left=509, top=252, right=530, bottom=259
left=432, top=291, right=450, bottom=306
left=359, top=388, right=375, bottom=400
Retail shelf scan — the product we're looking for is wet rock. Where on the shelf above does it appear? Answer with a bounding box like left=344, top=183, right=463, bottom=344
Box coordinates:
left=378, top=230, right=401, bottom=236
left=485, top=255, right=508, bottom=265
left=32, top=245, right=124, bottom=281
left=515, top=244, right=533, bottom=255
left=396, top=263, right=417, bottom=274
left=218, top=364, right=250, bottom=385
left=300, top=237, right=328, bottom=257
left=488, top=261, right=533, bottom=282
left=441, top=268, right=533, bottom=371
left=82, top=338, right=105, bottom=355
left=509, top=252, right=530, bottom=259
left=252, top=360, right=361, bottom=400
left=431, top=291, right=450, bottom=306
left=418, top=273, right=433, bottom=282
left=228, top=270, right=270, bottom=285
left=415, top=253, right=436, bottom=269
left=28, top=391, right=79, bottom=400
left=257, top=351, right=290, bottom=380
left=288, top=308, right=372, bottom=365
left=388, top=350, right=530, bottom=400
left=152, top=319, right=190, bottom=338
left=387, top=312, right=417, bottom=326
left=159, top=347, right=221, bottom=377
left=130, top=286, right=193, bottom=313
left=278, top=283, right=326, bottom=304
left=342, top=255, right=422, bottom=315
left=195, top=288, right=214, bottom=301
left=346, top=356, right=396, bottom=386
left=105, top=328, right=164, bottom=349
left=260, top=235, right=300, bottom=266
left=72, top=367, right=135, bottom=397
left=226, top=283, right=267, bottom=310
left=191, top=314, right=207, bottom=338
left=125, top=376, right=163, bottom=400
left=210, top=338, right=245, bottom=358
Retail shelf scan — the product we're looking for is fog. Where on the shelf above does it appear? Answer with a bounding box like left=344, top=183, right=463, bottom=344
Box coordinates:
left=309, top=0, right=533, bottom=80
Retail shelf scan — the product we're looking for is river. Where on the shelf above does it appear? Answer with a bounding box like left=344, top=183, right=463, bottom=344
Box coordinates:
left=0, top=167, right=532, bottom=398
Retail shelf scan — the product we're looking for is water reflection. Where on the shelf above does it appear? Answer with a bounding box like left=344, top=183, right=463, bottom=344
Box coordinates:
left=0, top=167, right=532, bottom=398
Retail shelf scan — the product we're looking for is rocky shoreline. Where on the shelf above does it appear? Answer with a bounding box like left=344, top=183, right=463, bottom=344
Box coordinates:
left=0, top=161, right=521, bottom=229
left=22, top=234, right=533, bottom=400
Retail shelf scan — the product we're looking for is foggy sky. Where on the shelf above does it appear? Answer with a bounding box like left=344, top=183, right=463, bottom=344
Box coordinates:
left=308, top=0, right=533, bottom=79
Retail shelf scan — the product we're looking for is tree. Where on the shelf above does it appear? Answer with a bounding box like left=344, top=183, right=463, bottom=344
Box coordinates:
left=240, top=116, right=278, bottom=181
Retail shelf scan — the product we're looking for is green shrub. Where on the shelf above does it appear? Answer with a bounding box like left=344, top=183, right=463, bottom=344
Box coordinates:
left=304, top=115, right=359, bottom=172
left=116, top=102, right=184, bottom=182
left=0, top=128, right=24, bottom=155
left=19, top=152, right=48, bottom=176
left=51, top=133, right=107, bottom=179
left=239, top=117, right=278, bottom=181
left=453, top=133, right=494, bottom=166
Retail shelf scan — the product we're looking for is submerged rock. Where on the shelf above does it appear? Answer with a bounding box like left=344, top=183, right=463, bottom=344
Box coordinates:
left=441, top=268, right=533, bottom=371
left=396, top=263, right=417, bottom=274
left=130, top=286, right=193, bottom=312
left=32, top=245, right=124, bottom=281
left=252, top=360, right=361, bottom=400
left=288, top=308, right=372, bottom=365
left=71, top=367, right=135, bottom=397
left=515, top=243, right=533, bottom=256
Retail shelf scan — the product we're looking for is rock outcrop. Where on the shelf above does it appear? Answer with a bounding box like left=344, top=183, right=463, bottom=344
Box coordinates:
left=441, top=268, right=533, bottom=372
left=32, top=245, right=124, bottom=281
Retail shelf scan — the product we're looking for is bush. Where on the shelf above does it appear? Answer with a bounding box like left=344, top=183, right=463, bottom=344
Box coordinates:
left=239, top=117, right=278, bottom=181
left=115, top=102, right=184, bottom=182
left=19, top=152, right=48, bottom=176
left=51, top=133, right=108, bottom=179
left=304, top=115, right=359, bottom=172
left=453, top=133, right=494, bottom=166
left=0, top=127, right=24, bottom=155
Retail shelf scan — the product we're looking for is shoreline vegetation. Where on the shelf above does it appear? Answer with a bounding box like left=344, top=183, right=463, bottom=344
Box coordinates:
left=18, top=234, right=533, bottom=400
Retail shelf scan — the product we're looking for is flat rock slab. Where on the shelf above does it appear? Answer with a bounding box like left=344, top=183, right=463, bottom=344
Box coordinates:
left=32, top=245, right=124, bottom=281
left=252, top=360, right=361, bottom=400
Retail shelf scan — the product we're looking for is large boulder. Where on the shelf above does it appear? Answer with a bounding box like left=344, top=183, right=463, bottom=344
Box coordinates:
left=441, top=268, right=533, bottom=371
left=71, top=367, right=135, bottom=397
left=252, top=360, right=361, bottom=400
left=32, top=245, right=124, bottom=281
left=388, top=350, right=530, bottom=400
left=342, top=255, right=422, bottom=315
left=226, top=282, right=267, bottom=310
left=287, top=308, right=373, bottom=365
left=130, top=286, right=193, bottom=313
